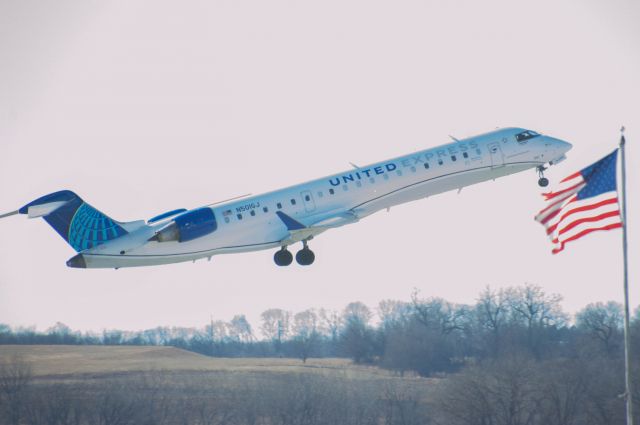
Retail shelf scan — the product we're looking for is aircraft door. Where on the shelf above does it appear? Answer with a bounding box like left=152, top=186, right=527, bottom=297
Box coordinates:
left=301, top=190, right=316, bottom=213
left=487, top=142, right=504, bottom=167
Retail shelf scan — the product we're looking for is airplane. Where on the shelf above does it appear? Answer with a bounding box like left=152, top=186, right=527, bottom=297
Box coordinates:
left=1, top=127, right=572, bottom=269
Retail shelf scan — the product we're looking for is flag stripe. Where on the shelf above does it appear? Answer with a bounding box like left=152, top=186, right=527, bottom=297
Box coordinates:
left=545, top=197, right=619, bottom=234
left=536, top=189, right=581, bottom=218
left=560, top=171, right=582, bottom=183
left=557, top=210, right=621, bottom=236
left=550, top=205, right=621, bottom=243
left=543, top=181, right=584, bottom=201
left=552, top=218, right=621, bottom=249
left=540, top=196, right=578, bottom=225
left=552, top=223, right=623, bottom=254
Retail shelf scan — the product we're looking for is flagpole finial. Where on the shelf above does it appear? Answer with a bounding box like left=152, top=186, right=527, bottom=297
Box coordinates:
left=620, top=126, right=626, bottom=147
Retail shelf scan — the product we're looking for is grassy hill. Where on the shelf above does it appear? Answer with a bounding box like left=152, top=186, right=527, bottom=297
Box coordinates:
left=0, top=345, right=433, bottom=424
left=0, top=345, right=410, bottom=380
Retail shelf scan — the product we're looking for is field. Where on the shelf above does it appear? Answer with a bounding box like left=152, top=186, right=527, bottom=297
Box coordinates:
left=0, top=346, right=435, bottom=425
left=0, top=345, right=399, bottom=378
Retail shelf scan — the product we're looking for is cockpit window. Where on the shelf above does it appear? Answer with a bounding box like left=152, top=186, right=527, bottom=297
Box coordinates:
left=515, top=130, right=540, bottom=143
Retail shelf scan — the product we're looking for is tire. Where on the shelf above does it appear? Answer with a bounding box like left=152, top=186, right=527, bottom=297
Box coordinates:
left=274, top=249, right=293, bottom=266
left=296, top=249, right=315, bottom=266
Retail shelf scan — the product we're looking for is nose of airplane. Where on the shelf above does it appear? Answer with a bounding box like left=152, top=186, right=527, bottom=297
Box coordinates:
left=544, top=136, right=572, bottom=165
left=554, top=138, right=573, bottom=155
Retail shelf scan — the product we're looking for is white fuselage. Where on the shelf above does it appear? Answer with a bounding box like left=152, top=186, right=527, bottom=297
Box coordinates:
left=80, top=127, right=571, bottom=268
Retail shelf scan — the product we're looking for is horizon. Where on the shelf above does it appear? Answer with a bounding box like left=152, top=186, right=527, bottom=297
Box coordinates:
left=3, top=283, right=637, bottom=335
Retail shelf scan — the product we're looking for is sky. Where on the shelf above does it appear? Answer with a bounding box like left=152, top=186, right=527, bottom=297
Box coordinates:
left=1, top=0, right=639, bottom=334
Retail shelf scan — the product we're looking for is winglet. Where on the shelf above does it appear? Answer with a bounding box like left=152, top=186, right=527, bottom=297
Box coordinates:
left=276, top=211, right=306, bottom=231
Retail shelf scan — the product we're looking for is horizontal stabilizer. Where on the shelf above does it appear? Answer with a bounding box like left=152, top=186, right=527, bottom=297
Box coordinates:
left=0, top=210, right=19, bottom=219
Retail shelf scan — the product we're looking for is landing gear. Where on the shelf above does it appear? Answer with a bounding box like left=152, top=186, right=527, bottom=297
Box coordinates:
left=274, top=247, right=293, bottom=266
left=274, top=241, right=315, bottom=266
left=296, top=240, right=315, bottom=266
left=537, top=165, right=549, bottom=187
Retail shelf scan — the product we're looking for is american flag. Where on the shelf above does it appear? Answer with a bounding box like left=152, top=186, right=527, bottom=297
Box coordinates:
left=535, top=150, right=622, bottom=254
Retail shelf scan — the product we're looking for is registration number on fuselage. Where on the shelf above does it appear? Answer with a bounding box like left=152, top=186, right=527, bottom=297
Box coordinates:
left=236, top=202, right=261, bottom=213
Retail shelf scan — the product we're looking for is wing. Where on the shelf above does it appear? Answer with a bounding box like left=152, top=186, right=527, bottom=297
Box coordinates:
left=276, top=210, right=359, bottom=245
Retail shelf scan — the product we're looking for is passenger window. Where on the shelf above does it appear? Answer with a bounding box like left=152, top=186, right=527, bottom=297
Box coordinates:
left=463, top=152, right=468, bottom=159
left=396, top=169, right=403, bottom=176
left=476, top=148, right=481, bottom=155
left=304, top=195, right=310, bottom=201
left=277, top=202, right=282, bottom=209
left=224, top=217, right=230, bottom=223
left=263, top=206, right=268, bottom=213
left=451, top=155, right=456, bottom=161
left=356, top=181, right=362, bottom=187
left=342, top=185, right=348, bottom=191
left=317, top=191, right=323, bottom=198
left=424, top=162, right=430, bottom=169
left=237, top=214, right=243, bottom=220
left=410, top=166, right=416, bottom=172
left=329, top=188, right=335, bottom=195
left=250, top=210, right=256, bottom=217
left=290, top=199, right=296, bottom=205
left=438, top=159, right=443, bottom=165
left=383, top=174, right=389, bottom=180
left=369, top=177, right=375, bottom=184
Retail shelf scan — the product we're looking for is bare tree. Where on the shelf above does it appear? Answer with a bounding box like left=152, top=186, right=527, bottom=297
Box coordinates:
left=340, top=315, right=376, bottom=364
left=432, top=355, right=542, bottom=425
left=0, top=356, right=32, bottom=425
left=318, top=308, right=342, bottom=354
left=576, top=301, right=623, bottom=355
left=291, top=309, right=321, bottom=362
left=23, top=383, right=80, bottom=425
left=381, top=380, right=424, bottom=425
left=411, top=292, right=468, bottom=335
left=229, top=315, right=253, bottom=342
left=260, top=308, right=291, bottom=353
left=537, top=359, right=590, bottom=425
left=378, top=300, right=411, bottom=329
left=342, top=301, right=372, bottom=325
left=506, top=283, right=567, bottom=357
left=475, top=286, right=509, bottom=356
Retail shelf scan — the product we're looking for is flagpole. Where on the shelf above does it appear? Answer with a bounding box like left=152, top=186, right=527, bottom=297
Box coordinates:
left=620, top=126, right=634, bottom=425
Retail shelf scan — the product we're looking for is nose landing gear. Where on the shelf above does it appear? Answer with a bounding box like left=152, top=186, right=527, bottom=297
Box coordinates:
left=537, top=165, right=549, bottom=187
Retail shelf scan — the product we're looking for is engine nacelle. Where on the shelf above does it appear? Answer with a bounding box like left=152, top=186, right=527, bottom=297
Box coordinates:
left=152, top=208, right=217, bottom=243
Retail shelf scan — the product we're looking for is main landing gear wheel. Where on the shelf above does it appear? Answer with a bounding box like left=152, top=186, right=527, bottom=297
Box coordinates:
left=537, top=165, right=549, bottom=187
left=296, top=240, right=315, bottom=266
left=274, top=247, right=293, bottom=266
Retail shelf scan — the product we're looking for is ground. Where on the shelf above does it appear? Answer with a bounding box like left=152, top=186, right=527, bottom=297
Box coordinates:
left=0, top=345, right=422, bottom=380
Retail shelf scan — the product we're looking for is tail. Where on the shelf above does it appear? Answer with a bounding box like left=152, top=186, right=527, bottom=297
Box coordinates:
left=13, top=190, right=128, bottom=252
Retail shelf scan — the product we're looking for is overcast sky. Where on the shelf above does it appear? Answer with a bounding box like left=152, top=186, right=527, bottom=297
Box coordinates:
left=1, top=0, right=639, bottom=333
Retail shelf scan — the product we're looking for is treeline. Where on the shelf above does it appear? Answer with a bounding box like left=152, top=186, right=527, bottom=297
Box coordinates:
left=1, top=283, right=639, bottom=376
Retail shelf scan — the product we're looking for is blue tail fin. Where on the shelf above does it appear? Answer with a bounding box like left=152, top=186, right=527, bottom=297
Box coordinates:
left=19, top=190, right=128, bottom=252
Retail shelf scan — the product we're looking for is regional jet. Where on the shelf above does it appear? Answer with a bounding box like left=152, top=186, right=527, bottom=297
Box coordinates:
left=1, top=128, right=571, bottom=268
